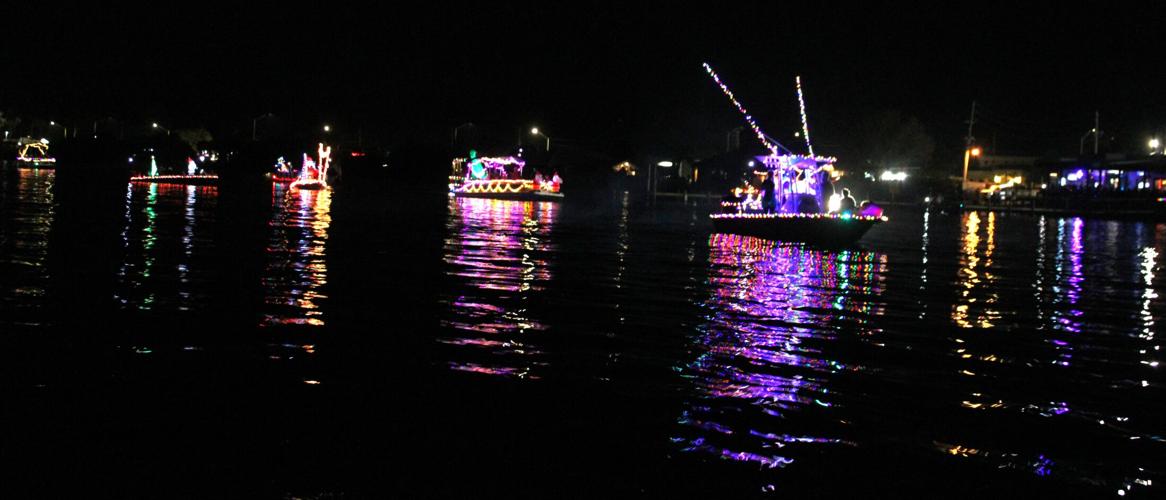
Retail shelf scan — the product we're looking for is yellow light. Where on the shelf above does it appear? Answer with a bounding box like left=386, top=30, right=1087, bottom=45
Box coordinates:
left=970, top=147, right=982, bottom=157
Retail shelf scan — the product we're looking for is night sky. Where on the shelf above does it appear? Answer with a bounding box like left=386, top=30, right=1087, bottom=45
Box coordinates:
left=4, top=4, right=1161, bottom=163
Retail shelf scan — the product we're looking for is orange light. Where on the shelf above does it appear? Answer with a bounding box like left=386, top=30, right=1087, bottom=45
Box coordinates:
left=970, top=147, right=982, bottom=157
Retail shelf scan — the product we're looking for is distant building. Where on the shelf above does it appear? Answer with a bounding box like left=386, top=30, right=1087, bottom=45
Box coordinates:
left=965, top=154, right=1039, bottom=191
left=1037, top=155, right=1166, bottom=192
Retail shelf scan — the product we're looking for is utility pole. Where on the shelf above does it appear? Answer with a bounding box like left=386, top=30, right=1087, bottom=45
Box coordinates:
left=964, top=101, right=977, bottom=149
left=961, top=101, right=977, bottom=187
left=1094, top=111, right=1100, bottom=155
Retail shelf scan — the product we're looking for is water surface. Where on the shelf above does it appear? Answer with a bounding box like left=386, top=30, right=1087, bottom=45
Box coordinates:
left=1, top=168, right=1163, bottom=497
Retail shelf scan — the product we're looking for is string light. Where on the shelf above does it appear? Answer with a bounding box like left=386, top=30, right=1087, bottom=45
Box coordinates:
left=456, top=179, right=562, bottom=195
left=710, top=212, right=887, bottom=222
left=795, top=75, right=814, bottom=156
left=129, top=174, right=219, bottom=184
left=703, top=63, right=782, bottom=156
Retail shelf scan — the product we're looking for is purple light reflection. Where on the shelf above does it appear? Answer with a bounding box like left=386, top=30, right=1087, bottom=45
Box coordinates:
left=439, top=197, right=558, bottom=379
left=674, top=234, right=886, bottom=474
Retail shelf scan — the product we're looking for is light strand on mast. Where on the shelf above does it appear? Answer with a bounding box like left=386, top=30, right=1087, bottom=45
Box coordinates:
left=703, top=62, right=781, bottom=156
left=796, top=75, right=814, bottom=156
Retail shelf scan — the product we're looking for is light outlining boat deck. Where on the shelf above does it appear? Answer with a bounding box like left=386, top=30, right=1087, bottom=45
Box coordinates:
left=457, top=179, right=537, bottom=194
left=710, top=212, right=887, bottom=222
left=129, top=174, right=219, bottom=183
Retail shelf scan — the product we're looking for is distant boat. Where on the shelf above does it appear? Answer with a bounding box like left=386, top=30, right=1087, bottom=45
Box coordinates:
left=14, top=138, right=56, bottom=168
left=290, top=144, right=333, bottom=191
left=129, top=174, right=219, bottom=185
left=702, top=63, right=885, bottom=246
left=129, top=156, right=217, bottom=185
left=449, top=155, right=563, bottom=201
left=711, top=155, right=885, bottom=246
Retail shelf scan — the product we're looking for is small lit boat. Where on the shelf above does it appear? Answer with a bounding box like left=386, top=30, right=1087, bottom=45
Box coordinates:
left=15, top=139, right=56, bottom=168
left=289, top=145, right=332, bottom=191
left=269, top=157, right=298, bottom=183
left=449, top=155, right=563, bottom=201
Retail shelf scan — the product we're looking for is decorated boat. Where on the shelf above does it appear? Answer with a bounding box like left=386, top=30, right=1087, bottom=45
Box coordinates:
left=15, top=138, right=57, bottom=167
left=267, top=156, right=298, bottom=183
left=290, top=143, right=332, bottom=190
left=129, top=156, right=218, bottom=185
left=703, top=63, right=885, bottom=246
left=449, top=154, right=563, bottom=201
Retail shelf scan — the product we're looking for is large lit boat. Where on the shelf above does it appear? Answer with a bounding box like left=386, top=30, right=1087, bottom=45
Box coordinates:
left=703, top=63, right=885, bottom=246
left=712, top=155, right=885, bottom=246
left=449, top=155, right=563, bottom=201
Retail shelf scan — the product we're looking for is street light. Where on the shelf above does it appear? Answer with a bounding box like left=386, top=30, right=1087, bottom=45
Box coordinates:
left=152, top=122, right=170, bottom=136
left=323, top=124, right=331, bottom=133
left=49, top=121, right=68, bottom=138
left=530, top=127, right=550, bottom=151
left=1150, top=138, right=1161, bottom=154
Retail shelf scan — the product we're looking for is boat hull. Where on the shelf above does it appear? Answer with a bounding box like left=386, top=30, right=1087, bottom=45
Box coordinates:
left=290, top=179, right=328, bottom=190
left=710, top=214, right=883, bottom=246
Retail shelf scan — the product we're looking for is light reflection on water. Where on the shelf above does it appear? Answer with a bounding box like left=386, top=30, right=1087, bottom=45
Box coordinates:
left=675, top=234, right=886, bottom=469
left=115, top=182, right=218, bottom=311
left=262, top=184, right=332, bottom=327
left=0, top=168, right=55, bottom=327
left=439, top=197, right=558, bottom=379
left=3, top=171, right=1166, bottom=495
left=921, top=212, right=1164, bottom=494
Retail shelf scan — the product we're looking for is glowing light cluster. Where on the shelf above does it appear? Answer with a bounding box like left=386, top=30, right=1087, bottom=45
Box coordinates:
left=827, top=193, right=842, bottom=213
left=981, top=175, right=1024, bottom=194
left=880, top=170, right=908, bottom=182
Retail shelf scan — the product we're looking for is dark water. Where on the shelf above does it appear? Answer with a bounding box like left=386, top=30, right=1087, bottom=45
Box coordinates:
left=2, top=167, right=1164, bottom=498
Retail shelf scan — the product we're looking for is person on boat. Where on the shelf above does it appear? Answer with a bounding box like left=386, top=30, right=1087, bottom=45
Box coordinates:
left=551, top=172, right=562, bottom=192
left=839, top=188, right=858, bottom=214
left=797, top=193, right=821, bottom=213
left=760, top=171, right=778, bottom=213
left=534, top=171, right=545, bottom=190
